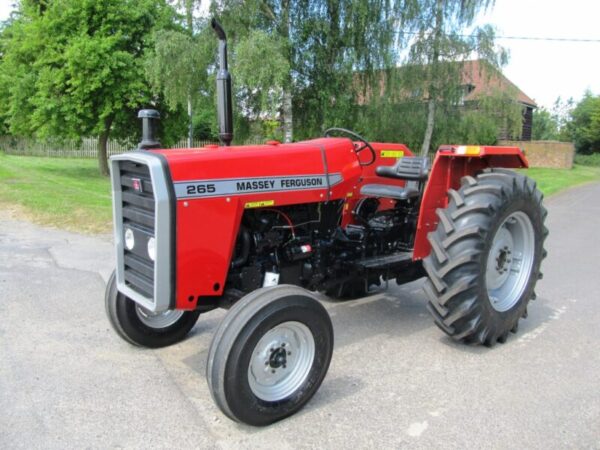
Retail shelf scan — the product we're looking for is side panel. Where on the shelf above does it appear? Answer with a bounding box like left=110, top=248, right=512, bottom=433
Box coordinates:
left=413, top=146, right=527, bottom=260
left=154, top=139, right=363, bottom=309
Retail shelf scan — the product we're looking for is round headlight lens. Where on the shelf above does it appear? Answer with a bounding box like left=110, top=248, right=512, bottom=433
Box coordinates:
left=124, top=228, right=135, bottom=250
left=147, top=237, right=156, bottom=261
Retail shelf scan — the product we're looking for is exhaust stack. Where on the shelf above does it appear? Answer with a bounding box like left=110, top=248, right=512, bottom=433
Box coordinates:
left=211, top=19, right=233, bottom=146
left=137, top=109, right=161, bottom=150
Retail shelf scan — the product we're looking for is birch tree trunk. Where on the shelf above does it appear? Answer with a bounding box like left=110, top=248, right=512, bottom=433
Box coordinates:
left=187, top=95, right=193, bottom=147
left=282, top=89, right=293, bottom=143
left=420, top=99, right=435, bottom=156
left=281, top=0, right=293, bottom=142
left=420, top=0, right=444, bottom=157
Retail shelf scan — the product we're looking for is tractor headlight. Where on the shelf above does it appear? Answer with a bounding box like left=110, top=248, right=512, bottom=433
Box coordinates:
left=147, top=237, right=156, bottom=261
left=124, top=228, right=135, bottom=250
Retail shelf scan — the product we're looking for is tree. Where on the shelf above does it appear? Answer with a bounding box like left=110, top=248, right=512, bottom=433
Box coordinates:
left=146, top=27, right=213, bottom=146
left=566, top=91, right=600, bottom=154
left=397, top=0, right=506, bottom=155
left=532, top=107, right=559, bottom=140
left=213, top=0, right=402, bottom=142
left=146, top=1, right=210, bottom=147
left=356, top=67, right=523, bottom=151
left=0, top=0, right=174, bottom=175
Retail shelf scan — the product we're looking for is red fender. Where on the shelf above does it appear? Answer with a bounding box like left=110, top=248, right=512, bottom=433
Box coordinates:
left=413, top=145, right=528, bottom=260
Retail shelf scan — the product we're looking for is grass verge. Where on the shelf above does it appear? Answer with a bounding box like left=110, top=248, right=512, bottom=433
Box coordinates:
left=1, top=153, right=600, bottom=233
left=520, top=164, right=600, bottom=196
left=0, top=153, right=112, bottom=233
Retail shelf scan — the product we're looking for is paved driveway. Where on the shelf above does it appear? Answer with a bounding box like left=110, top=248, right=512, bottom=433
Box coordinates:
left=1, top=183, right=599, bottom=449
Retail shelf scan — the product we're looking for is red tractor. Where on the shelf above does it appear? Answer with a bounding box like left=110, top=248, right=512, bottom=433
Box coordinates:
left=105, top=20, right=547, bottom=426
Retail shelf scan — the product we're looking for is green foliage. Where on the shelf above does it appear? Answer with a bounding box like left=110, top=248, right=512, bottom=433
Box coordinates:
left=532, top=107, right=559, bottom=140
left=574, top=153, right=600, bottom=166
left=455, top=110, right=498, bottom=144
left=234, top=29, right=290, bottom=117
left=565, top=91, right=600, bottom=154
left=393, top=0, right=506, bottom=154
left=356, top=81, right=522, bottom=150
left=146, top=28, right=211, bottom=112
left=213, top=0, right=402, bottom=140
left=0, top=0, right=524, bottom=156
left=0, top=0, right=175, bottom=173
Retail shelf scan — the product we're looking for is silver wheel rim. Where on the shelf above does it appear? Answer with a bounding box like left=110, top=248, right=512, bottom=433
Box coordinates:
left=485, top=211, right=535, bottom=312
left=248, top=321, right=315, bottom=402
left=135, top=305, right=185, bottom=329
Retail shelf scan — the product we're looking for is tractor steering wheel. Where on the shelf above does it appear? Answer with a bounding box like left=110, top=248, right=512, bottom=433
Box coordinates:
left=324, top=127, right=377, bottom=166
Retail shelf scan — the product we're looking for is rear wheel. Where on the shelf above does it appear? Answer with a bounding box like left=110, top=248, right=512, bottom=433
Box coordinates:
left=423, top=169, right=548, bottom=346
left=206, top=285, right=333, bottom=426
left=105, top=270, right=201, bottom=348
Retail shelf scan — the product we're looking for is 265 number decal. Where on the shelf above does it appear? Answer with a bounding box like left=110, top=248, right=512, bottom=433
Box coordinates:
left=186, top=183, right=216, bottom=195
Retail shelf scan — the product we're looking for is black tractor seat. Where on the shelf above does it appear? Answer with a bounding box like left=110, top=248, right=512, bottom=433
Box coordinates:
left=360, top=156, right=429, bottom=200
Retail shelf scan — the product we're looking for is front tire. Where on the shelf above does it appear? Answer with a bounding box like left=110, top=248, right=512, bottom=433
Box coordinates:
left=423, top=169, right=548, bottom=346
left=105, top=270, right=201, bottom=348
left=206, top=285, right=333, bottom=426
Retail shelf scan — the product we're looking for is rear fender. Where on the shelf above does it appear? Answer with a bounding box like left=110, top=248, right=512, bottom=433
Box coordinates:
left=413, top=145, right=528, bottom=260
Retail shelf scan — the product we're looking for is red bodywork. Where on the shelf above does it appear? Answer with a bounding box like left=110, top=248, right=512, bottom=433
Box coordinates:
left=152, top=139, right=527, bottom=310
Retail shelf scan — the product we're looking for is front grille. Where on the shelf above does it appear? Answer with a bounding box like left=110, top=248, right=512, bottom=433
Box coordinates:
left=118, top=161, right=156, bottom=298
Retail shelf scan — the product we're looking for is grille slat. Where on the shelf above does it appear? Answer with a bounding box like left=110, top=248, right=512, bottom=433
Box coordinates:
left=118, top=161, right=156, bottom=299
left=123, top=205, right=155, bottom=229
left=124, top=268, right=154, bottom=298
left=120, top=161, right=151, bottom=175
left=120, top=174, right=154, bottom=194
left=122, top=190, right=155, bottom=211
left=124, top=253, right=154, bottom=280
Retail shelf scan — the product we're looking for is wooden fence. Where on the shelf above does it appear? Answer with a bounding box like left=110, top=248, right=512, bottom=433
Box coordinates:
left=0, top=136, right=265, bottom=158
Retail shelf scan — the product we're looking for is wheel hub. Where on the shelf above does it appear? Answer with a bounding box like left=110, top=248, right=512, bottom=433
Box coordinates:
left=495, top=247, right=511, bottom=272
left=269, top=346, right=288, bottom=369
left=485, top=212, right=535, bottom=312
left=248, top=321, right=315, bottom=402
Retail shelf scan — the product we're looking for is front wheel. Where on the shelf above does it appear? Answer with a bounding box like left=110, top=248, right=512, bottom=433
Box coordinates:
left=423, top=169, right=548, bottom=346
left=206, top=285, right=334, bottom=426
left=105, top=271, right=201, bottom=348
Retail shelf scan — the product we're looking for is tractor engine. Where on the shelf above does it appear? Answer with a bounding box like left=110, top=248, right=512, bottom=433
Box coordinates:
left=224, top=196, right=420, bottom=299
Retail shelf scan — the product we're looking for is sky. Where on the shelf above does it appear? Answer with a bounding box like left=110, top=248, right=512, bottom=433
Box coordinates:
left=474, top=0, right=600, bottom=109
left=0, top=0, right=598, bottom=110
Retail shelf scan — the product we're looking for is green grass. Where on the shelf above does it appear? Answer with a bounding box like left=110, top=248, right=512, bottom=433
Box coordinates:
left=519, top=164, right=600, bottom=196
left=1, top=152, right=599, bottom=233
left=0, top=153, right=112, bottom=233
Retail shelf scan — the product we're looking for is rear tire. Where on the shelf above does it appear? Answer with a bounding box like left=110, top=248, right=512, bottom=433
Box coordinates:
left=206, top=285, right=333, bottom=426
left=423, top=169, right=548, bottom=346
left=105, top=270, right=201, bottom=348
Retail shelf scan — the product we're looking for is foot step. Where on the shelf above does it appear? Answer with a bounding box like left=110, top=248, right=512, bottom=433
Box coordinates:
left=357, top=252, right=413, bottom=269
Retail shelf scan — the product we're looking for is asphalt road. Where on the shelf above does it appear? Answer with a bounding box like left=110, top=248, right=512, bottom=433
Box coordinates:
left=1, top=183, right=599, bottom=449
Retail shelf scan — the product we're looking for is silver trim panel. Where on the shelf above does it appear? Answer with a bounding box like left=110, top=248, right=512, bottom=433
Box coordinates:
left=110, top=152, right=173, bottom=312
left=174, top=173, right=343, bottom=199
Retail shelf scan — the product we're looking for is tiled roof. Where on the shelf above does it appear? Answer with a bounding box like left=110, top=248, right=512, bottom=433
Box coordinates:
left=356, top=60, right=537, bottom=108
left=461, top=60, right=537, bottom=107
